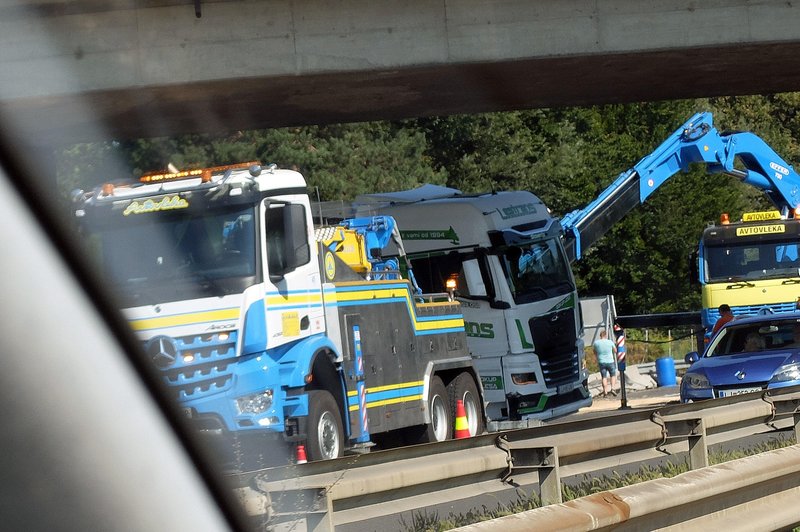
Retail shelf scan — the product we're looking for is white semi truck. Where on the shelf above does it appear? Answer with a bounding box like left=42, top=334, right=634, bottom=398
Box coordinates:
left=353, top=185, right=591, bottom=428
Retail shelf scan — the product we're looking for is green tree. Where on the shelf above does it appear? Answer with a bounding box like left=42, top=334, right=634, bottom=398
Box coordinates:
left=57, top=121, right=446, bottom=204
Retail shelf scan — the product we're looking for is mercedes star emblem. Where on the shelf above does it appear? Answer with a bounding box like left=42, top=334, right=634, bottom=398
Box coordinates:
left=145, top=335, right=180, bottom=369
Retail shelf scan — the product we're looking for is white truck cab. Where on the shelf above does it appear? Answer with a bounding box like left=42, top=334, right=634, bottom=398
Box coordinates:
left=355, top=185, right=591, bottom=428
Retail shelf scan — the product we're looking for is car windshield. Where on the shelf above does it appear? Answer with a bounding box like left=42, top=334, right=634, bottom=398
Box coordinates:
left=498, top=238, right=575, bottom=304
left=708, top=319, right=800, bottom=356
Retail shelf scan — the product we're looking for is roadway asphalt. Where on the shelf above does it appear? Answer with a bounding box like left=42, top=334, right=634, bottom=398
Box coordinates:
left=578, top=363, right=683, bottom=414
left=579, top=384, right=682, bottom=413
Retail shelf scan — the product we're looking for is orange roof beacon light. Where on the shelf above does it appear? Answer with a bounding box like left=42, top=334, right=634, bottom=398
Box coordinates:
left=794, top=206, right=800, bottom=219
left=720, top=213, right=730, bottom=225
left=139, top=161, right=261, bottom=185
left=101, top=183, right=114, bottom=197
left=139, top=168, right=202, bottom=184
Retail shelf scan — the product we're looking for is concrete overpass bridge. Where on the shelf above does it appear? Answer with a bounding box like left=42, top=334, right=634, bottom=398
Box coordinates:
left=2, top=0, right=800, bottom=148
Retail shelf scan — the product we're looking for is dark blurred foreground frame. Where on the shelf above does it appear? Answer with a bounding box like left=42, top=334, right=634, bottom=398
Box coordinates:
left=0, top=115, right=257, bottom=531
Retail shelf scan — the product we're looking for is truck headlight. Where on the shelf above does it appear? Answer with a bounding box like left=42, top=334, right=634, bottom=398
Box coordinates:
left=511, top=372, right=537, bottom=385
left=236, top=390, right=274, bottom=414
left=770, top=363, right=800, bottom=383
left=683, top=372, right=710, bottom=389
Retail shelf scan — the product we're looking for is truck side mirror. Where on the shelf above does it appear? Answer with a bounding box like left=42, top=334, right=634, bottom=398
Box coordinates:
left=688, top=250, right=699, bottom=285
left=461, top=259, right=487, bottom=297
left=267, top=203, right=310, bottom=282
left=284, top=204, right=310, bottom=270
left=459, top=256, right=509, bottom=309
left=685, top=351, right=700, bottom=364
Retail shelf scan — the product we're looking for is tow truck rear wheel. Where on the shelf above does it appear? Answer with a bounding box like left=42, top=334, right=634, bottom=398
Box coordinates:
left=418, top=376, right=452, bottom=443
left=306, top=390, right=344, bottom=461
left=448, top=372, right=485, bottom=437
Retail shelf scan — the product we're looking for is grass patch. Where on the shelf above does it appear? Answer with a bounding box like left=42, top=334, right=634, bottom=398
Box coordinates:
left=400, top=438, right=795, bottom=531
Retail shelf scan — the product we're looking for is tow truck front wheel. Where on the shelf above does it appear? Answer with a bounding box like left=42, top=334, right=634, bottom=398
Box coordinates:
left=306, top=390, right=344, bottom=461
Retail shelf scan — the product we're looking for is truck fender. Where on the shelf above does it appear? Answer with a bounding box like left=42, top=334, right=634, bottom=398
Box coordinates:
left=280, top=335, right=339, bottom=388
left=306, top=349, right=350, bottom=439
left=281, top=338, right=351, bottom=440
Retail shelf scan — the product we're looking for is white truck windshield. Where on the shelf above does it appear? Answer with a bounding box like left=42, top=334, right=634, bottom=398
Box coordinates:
left=85, top=206, right=257, bottom=306
left=499, top=238, right=574, bottom=304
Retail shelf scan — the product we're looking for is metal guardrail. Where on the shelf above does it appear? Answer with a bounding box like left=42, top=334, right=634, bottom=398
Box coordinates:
left=454, top=443, right=800, bottom=531
left=615, top=311, right=702, bottom=328
left=636, top=359, right=689, bottom=375
left=241, top=385, right=800, bottom=531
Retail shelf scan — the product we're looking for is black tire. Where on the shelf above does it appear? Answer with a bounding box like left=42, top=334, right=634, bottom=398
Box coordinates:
left=418, top=375, right=452, bottom=443
left=306, top=390, right=344, bottom=461
left=448, top=372, right=485, bottom=437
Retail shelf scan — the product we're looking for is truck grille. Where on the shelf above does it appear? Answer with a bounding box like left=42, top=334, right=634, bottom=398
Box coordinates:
left=745, top=302, right=799, bottom=313
left=529, top=309, right=579, bottom=387
left=144, top=331, right=238, bottom=401
left=709, top=302, right=799, bottom=324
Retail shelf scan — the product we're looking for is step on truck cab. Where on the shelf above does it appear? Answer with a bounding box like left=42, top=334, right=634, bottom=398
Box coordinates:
left=354, top=185, right=591, bottom=428
left=72, top=163, right=484, bottom=467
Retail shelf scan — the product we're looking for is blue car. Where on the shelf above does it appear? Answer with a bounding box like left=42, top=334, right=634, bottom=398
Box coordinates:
left=681, top=312, right=800, bottom=402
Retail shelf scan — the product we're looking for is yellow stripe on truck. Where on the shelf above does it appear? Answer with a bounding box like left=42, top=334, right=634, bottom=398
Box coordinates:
left=129, top=307, right=240, bottom=331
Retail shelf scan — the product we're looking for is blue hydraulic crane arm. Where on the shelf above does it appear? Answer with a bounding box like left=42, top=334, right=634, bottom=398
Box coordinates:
left=340, top=215, right=397, bottom=254
left=339, top=215, right=422, bottom=292
left=559, top=111, right=800, bottom=263
left=713, top=131, right=800, bottom=211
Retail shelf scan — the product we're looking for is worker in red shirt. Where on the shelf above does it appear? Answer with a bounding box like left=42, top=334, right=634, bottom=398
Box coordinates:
left=712, top=304, right=734, bottom=336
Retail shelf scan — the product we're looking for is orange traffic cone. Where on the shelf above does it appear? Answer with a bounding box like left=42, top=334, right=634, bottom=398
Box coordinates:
left=296, top=444, right=308, bottom=464
left=454, top=399, right=470, bottom=439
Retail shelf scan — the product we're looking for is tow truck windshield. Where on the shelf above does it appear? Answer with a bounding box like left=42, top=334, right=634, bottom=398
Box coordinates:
left=499, top=238, right=574, bottom=304
left=82, top=205, right=258, bottom=307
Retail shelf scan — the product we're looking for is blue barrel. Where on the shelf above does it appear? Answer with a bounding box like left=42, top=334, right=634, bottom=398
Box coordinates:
left=655, top=357, right=677, bottom=386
